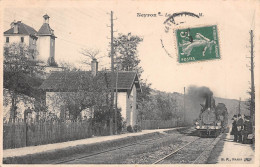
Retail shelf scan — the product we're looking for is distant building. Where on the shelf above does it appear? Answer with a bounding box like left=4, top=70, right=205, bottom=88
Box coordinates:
left=39, top=59, right=141, bottom=126
left=4, top=14, right=57, bottom=67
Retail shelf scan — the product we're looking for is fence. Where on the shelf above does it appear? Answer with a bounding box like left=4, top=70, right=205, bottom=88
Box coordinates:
left=3, top=120, right=110, bottom=149
left=141, top=119, right=180, bottom=130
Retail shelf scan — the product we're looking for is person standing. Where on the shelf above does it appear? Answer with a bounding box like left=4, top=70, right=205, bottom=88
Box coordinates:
left=231, top=115, right=238, bottom=142
left=237, top=114, right=244, bottom=143
left=242, top=116, right=252, bottom=144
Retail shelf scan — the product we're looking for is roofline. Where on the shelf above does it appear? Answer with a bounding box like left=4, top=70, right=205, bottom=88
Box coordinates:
left=130, top=73, right=142, bottom=93
left=4, top=34, right=30, bottom=36
left=37, top=34, right=57, bottom=37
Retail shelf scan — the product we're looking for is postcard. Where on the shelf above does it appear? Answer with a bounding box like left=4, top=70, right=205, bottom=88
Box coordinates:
left=0, top=0, right=259, bottom=166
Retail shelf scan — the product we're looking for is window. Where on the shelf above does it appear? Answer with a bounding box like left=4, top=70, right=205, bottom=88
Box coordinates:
left=6, top=37, right=9, bottom=43
left=21, top=37, right=24, bottom=43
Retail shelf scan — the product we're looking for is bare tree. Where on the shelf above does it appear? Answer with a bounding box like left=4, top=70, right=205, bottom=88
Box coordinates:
left=80, top=48, right=100, bottom=65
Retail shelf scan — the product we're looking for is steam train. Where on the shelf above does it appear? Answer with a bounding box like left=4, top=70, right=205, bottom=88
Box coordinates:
left=195, top=95, right=228, bottom=137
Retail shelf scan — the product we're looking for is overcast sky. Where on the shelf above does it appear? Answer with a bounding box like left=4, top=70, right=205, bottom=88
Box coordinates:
left=3, top=1, right=258, bottom=100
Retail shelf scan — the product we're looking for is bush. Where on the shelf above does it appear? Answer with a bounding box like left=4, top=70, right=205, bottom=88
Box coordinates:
left=126, top=125, right=133, bottom=132
left=133, top=125, right=142, bottom=132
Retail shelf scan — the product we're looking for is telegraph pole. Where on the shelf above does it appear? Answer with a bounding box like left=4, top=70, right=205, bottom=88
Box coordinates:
left=110, top=11, right=115, bottom=135
left=115, top=62, right=119, bottom=135
left=109, top=11, right=118, bottom=135
left=250, top=30, right=255, bottom=119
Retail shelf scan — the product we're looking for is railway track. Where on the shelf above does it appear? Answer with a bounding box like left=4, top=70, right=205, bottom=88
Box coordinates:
left=55, top=127, right=190, bottom=164
left=54, top=127, right=221, bottom=164
left=152, top=137, right=199, bottom=164
left=152, top=134, right=222, bottom=164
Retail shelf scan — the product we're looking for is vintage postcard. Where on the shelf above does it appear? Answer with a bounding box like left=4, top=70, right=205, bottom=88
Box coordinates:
left=0, top=0, right=259, bottom=166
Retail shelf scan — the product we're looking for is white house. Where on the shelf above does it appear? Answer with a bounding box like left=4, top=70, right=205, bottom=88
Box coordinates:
left=4, top=14, right=57, bottom=66
left=39, top=59, right=141, bottom=126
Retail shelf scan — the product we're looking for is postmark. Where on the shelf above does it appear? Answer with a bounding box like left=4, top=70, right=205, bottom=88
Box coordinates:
left=175, top=25, right=220, bottom=63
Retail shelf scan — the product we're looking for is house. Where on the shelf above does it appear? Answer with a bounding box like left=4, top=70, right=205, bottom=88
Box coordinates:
left=39, top=59, right=141, bottom=126
left=4, top=14, right=57, bottom=67
left=3, top=14, right=62, bottom=122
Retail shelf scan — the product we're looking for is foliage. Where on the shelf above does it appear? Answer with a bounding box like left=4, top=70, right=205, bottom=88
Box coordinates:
left=141, top=90, right=181, bottom=121
left=133, top=124, right=142, bottom=132
left=4, top=43, right=45, bottom=122
left=114, top=33, right=143, bottom=72
left=155, top=93, right=174, bottom=120
left=51, top=71, right=112, bottom=121
left=126, top=125, right=133, bottom=133
left=113, top=108, right=123, bottom=133
left=246, top=86, right=255, bottom=125
left=47, top=56, right=58, bottom=67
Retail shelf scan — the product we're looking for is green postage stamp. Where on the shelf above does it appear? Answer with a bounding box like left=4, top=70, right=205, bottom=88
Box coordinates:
left=176, top=25, right=220, bottom=63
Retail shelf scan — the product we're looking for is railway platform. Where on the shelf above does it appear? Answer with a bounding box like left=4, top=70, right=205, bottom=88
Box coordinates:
left=207, top=130, right=255, bottom=164
left=3, top=127, right=185, bottom=164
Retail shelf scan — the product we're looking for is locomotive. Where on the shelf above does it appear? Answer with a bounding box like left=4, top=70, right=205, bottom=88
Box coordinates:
left=195, top=95, right=228, bottom=137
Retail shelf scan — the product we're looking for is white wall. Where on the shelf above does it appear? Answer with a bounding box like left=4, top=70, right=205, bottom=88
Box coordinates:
left=117, top=92, right=127, bottom=121
left=37, top=36, right=50, bottom=64
left=132, top=84, right=137, bottom=125
left=4, top=35, right=29, bottom=46
left=3, top=88, right=35, bottom=123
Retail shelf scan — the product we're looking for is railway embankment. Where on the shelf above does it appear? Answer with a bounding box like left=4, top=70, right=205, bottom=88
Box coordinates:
left=3, top=127, right=187, bottom=164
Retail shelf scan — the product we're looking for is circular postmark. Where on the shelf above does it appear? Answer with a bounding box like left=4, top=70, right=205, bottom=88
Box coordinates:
left=160, top=12, right=203, bottom=61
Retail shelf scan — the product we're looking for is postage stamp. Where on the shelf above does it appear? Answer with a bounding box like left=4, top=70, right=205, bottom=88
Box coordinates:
left=176, top=25, right=220, bottom=63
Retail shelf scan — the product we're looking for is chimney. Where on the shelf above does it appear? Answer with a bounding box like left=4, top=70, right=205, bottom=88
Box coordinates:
left=91, top=58, right=98, bottom=76
left=13, top=22, right=18, bottom=34
left=43, top=14, right=50, bottom=24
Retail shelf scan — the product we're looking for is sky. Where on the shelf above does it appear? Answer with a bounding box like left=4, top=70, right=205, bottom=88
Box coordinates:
left=2, top=0, right=259, bottom=101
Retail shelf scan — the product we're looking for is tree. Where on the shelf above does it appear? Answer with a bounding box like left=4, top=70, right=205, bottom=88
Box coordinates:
left=4, top=43, right=44, bottom=122
left=79, top=48, right=108, bottom=67
left=155, top=93, right=173, bottom=120
left=246, top=87, right=255, bottom=117
left=114, top=33, right=143, bottom=72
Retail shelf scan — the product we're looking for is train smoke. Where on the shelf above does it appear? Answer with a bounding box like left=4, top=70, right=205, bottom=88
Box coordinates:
left=187, top=86, right=213, bottom=99
left=185, top=86, right=213, bottom=124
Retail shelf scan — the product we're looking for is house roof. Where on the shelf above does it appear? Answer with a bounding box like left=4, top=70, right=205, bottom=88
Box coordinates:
left=37, top=23, right=55, bottom=36
left=39, top=71, right=141, bottom=91
left=4, top=21, right=37, bottom=35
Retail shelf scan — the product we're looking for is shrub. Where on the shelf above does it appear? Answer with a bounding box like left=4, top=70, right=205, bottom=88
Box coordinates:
left=126, top=125, right=133, bottom=132
left=133, top=124, right=142, bottom=132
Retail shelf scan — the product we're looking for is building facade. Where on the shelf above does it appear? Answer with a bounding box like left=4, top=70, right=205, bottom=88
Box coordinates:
left=4, top=14, right=56, bottom=66
left=39, top=60, right=141, bottom=126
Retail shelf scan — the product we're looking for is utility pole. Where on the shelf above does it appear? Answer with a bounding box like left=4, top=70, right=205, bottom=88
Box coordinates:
left=250, top=30, right=255, bottom=119
left=109, top=11, right=115, bottom=135
left=109, top=11, right=119, bottom=135
left=115, top=61, right=119, bottom=135
left=183, top=87, right=186, bottom=125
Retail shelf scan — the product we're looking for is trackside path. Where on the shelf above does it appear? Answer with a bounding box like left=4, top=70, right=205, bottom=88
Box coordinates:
left=207, top=132, right=255, bottom=164
left=3, top=127, right=185, bottom=161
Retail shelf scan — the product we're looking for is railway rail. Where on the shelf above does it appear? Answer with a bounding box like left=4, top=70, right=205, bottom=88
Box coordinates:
left=153, top=135, right=222, bottom=164
left=55, top=127, right=190, bottom=164
left=54, top=127, right=221, bottom=164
